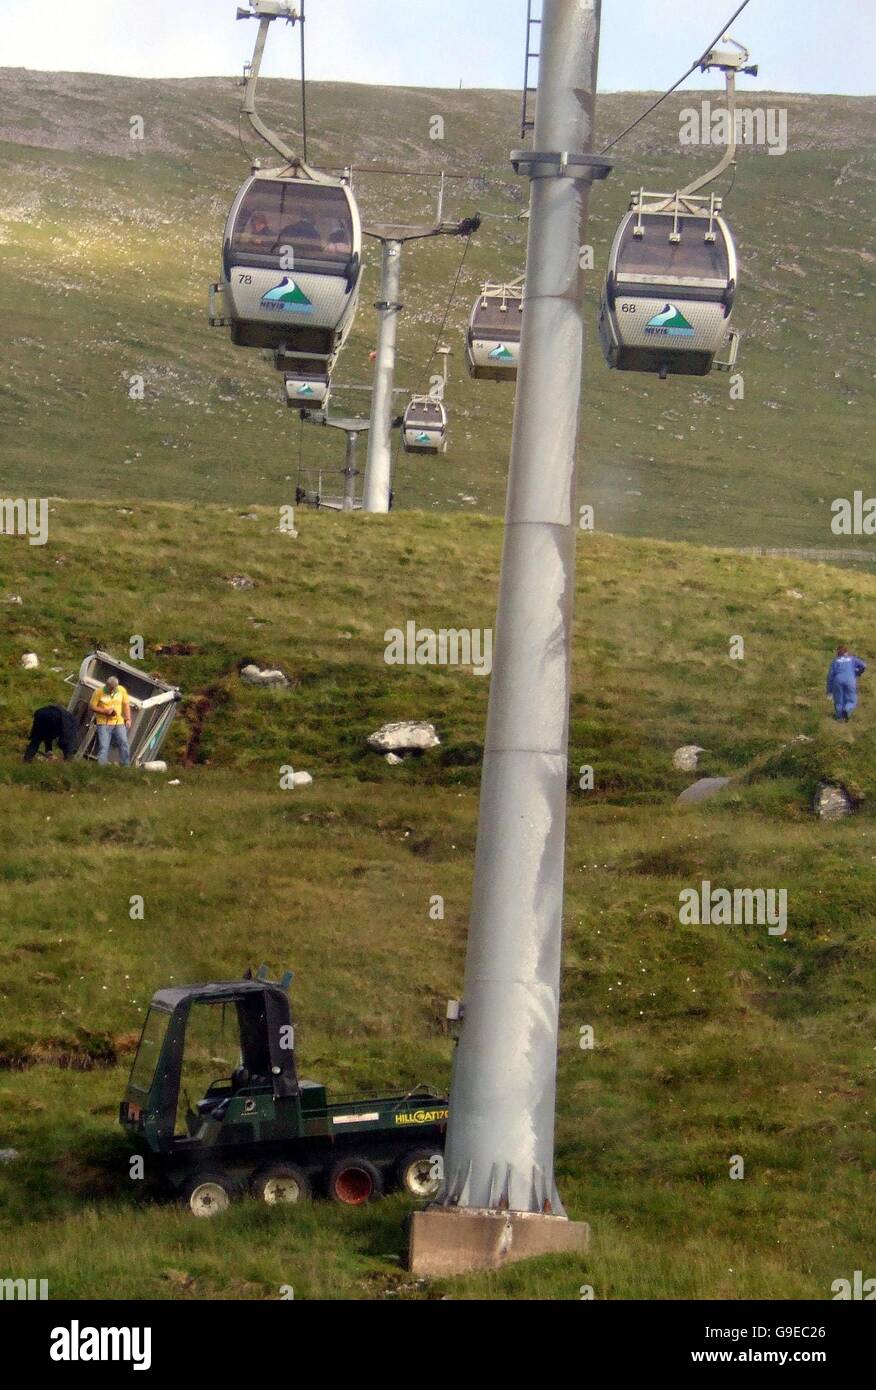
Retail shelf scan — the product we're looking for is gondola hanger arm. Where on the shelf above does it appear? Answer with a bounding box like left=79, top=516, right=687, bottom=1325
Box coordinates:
left=237, top=3, right=333, bottom=183
left=679, top=33, right=756, bottom=199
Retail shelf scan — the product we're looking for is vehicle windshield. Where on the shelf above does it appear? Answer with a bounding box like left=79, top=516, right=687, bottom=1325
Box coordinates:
left=617, top=214, right=730, bottom=281
left=129, top=1007, right=171, bottom=1092
left=232, top=179, right=354, bottom=264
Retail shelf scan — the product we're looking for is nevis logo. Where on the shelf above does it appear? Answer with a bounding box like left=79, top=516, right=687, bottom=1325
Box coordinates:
left=415, top=431, right=431, bottom=444
left=296, top=384, right=315, bottom=396
left=488, top=344, right=514, bottom=360
left=645, top=303, right=695, bottom=337
left=261, top=277, right=313, bottom=313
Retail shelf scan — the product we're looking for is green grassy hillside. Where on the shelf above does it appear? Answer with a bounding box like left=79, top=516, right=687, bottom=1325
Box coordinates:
left=1, top=70, right=875, bottom=551
left=1, top=504, right=875, bottom=1298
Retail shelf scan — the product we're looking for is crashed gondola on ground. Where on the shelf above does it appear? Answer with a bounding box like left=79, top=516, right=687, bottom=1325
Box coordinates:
left=66, top=651, right=181, bottom=766
left=598, top=191, right=739, bottom=379
left=465, top=278, right=524, bottom=381
left=402, top=397, right=448, bottom=454
left=209, top=166, right=363, bottom=400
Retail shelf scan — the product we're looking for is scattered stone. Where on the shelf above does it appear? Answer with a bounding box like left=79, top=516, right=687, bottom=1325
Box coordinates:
left=385, top=752, right=404, bottom=766
left=368, top=721, right=441, bottom=754
left=223, top=574, right=255, bottom=590
left=790, top=734, right=814, bottom=744
left=673, top=744, right=704, bottom=772
left=785, top=589, right=804, bottom=600
left=6, top=594, right=22, bottom=605
left=21, top=652, right=39, bottom=669
left=240, top=512, right=258, bottom=521
left=290, top=771, right=313, bottom=787
left=814, top=783, right=854, bottom=821
left=240, top=663, right=290, bottom=689
left=167, top=778, right=182, bottom=786
left=0, top=1149, right=20, bottom=1164
left=677, top=777, right=732, bottom=804
left=142, top=761, right=168, bottom=773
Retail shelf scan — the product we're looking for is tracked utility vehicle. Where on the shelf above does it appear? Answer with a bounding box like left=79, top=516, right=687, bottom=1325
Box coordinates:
left=120, top=968, right=448, bottom=1216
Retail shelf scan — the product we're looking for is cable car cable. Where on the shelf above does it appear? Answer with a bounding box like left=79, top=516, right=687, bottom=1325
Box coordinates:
left=420, top=231, right=475, bottom=393
left=599, top=0, right=754, bottom=155
left=295, top=411, right=305, bottom=499
left=395, top=228, right=474, bottom=498
left=298, top=0, right=308, bottom=165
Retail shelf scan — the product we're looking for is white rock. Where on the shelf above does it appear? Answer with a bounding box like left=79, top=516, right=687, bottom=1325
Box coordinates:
left=0, top=1149, right=20, bottom=1164
left=21, top=652, right=39, bottom=669
left=673, top=745, right=704, bottom=772
left=291, top=771, right=313, bottom=787
left=368, top=721, right=440, bottom=753
left=240, top=663, right=290, bottom=688
left=815, top=783, right=853, bottom=821
left=167, top=778, right=181, bottom=786
left=142, top=761, right=168, bottom=773
left=385, top=752, right=404, bottom=766
left=6, top=594, right=22, bottom=605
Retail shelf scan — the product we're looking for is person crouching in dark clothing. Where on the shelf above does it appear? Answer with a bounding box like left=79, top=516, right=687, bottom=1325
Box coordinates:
left=24, top=705, right=80, bottom=762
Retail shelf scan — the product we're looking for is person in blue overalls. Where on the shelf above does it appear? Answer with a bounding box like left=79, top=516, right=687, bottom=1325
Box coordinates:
left=826, top=644, right=866, bottom=721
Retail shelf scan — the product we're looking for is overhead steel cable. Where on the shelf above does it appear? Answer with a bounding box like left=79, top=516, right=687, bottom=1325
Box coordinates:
left=392, top=227, right=476, bottom=506
left=599, top=0, right=754, bottom=155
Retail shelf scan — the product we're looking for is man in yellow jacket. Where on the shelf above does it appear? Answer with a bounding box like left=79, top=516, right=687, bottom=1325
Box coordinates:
left=90, top=676, right=132, bottom=766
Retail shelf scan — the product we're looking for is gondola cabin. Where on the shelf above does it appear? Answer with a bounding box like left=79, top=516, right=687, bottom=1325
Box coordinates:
left=66, top=650, right=181, bottom=767
left=210, top=168, right=362, bottom=381
left=402, top=397, right=447, bottom=455
left=466, top=280, right=524, bottom=381
left=598, top=196, right=738, bottom=378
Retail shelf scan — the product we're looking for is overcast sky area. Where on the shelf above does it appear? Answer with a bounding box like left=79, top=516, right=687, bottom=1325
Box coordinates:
left=2, top=0, right=874, bottom=94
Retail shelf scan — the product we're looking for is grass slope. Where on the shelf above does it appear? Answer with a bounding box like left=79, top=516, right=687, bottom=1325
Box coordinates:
left=0, top=71, right=874, bottom=551
left=0, top=504, right=875, bottom=1298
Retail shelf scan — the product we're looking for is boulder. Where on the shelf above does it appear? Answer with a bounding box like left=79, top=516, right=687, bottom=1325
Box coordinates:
left=368, top=721, right=441, bottom=753
left=677, top=777, right=732, bottom=804
left=673, top=744, right=704, bottom=772
left=291, top=771, right=313, bottom=787
left=142, top=761, right=168, bottom=773
left=21, top=652, right=39, bottom=669
left=814, top=783, right=854, bottom=821
left=385, top=752, right=405, bottom=766
left=240, top=663, right=290, bottom=689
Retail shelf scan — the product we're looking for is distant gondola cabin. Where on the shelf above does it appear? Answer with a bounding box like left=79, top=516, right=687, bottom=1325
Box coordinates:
left=466, top=281, right=524, bottom=381
left=598, top=206, right=738, bottom=377
left=210, top=169, right=362, bottom=381
left=402, top=397, right=447, bottom=454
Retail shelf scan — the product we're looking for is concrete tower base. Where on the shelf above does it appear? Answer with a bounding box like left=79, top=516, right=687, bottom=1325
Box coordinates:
left=408, top=1207, right=590, bottom=1277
